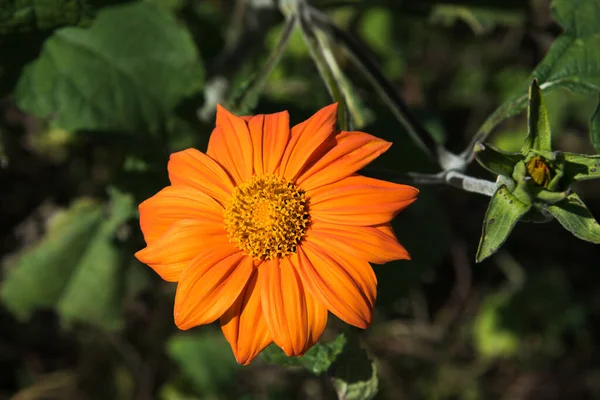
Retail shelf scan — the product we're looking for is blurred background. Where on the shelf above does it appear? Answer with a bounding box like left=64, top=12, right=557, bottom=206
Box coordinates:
left=1, top=0, right=600, bottom=399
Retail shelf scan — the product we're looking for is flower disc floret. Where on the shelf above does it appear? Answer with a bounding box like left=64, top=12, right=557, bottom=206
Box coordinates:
left=224, top=174, right=310, bottom=260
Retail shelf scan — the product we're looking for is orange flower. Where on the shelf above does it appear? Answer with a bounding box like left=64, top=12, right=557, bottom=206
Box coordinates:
left=135, top=104, right=418, bottom=364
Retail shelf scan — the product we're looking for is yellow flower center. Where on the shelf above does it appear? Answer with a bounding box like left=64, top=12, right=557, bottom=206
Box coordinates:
left=526, top=156, right=552, bottom=187
left=223, top=174, right=310, bottom=260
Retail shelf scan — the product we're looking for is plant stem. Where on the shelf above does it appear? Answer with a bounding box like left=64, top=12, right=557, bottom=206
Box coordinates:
left=234, top=13, right=299, bottom=113
left=445, top=171, right=498, bottom=196
left=308, top=6, right=443, bottom=161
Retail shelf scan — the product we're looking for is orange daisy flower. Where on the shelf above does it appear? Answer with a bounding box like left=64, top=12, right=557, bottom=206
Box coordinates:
left=135, top=104, right=418, bottom=364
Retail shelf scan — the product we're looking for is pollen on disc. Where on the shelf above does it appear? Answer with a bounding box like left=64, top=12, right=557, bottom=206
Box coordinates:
left=223, top=175, right=310, bottom=260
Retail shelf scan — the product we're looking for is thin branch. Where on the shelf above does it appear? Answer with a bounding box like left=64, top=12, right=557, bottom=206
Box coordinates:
left=296, top=2, right=353, bottom=130
left=233, top=13, right=299, bottom=113
left=308, top=6, right=442, bottom=161
left=365, top=168, right=498, bottom=197
left=445, top=171, right=498, bottom=197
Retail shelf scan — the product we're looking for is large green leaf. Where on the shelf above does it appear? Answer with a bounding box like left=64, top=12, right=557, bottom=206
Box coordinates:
left=0, top=0, right=93, bottom=34
left=0, top=189, right=135, bottom=329
left=473, top=0, right=600, bottom=147
left=15, top=2, right=204, bottom=136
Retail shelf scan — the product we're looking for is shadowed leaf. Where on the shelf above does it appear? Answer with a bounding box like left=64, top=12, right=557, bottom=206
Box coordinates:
left=0, top=189, right=134, bottom=329
left=474, top=142, right=522, bottom=177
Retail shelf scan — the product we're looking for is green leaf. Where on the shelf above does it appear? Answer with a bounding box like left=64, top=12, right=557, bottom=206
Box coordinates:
left=474, top=142, right=523, bottom=177
left=328, top=334, right=378, bottom=400
left=545, top=192, right=600, bottom=243
left=476, top=186, right=532, bottom=262
left=261, top=334, right=347, bottom=375
left=472, top=0, right=600, bottom=148
left=0, top=189, right=134, bottom=329
left=15, top=2, right=204, bottom=136
left=562, top=152, right=600, bottom=181
left=522, top=80, right=552, bottom=154
left=590, top=96, right=600, bottom=152
left=165, top=331, right=240, bottom=397
left=0, top=0, right=94, bottom=34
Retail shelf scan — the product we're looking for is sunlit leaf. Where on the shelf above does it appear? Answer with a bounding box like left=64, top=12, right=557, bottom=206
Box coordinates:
left=476, top=186, right=531, bottom=262
left=0, top=189, right=134, bottom=329
left=545, top=192, right=600, bottom=244
left=15, top=2, right=204, bottom=136
left=522, top=80, right=552, bottom=154
left=562, top=152, right=600, bottom=182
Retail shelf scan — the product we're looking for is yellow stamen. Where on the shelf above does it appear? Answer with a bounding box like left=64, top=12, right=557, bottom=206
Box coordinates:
left=526, top=156, right=552, bottom=187
left=224, top=175, right=310, bottom=260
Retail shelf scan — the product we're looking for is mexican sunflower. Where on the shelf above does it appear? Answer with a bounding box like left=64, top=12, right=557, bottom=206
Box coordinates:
left=135, top=103, right=418, bottom=364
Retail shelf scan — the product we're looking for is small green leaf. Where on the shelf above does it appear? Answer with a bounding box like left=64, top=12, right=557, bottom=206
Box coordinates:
left=0, top=189, right=134, bottom=329
left=474, top=142, right=522, bottom=177
left=591, top=97, right=600, bottom=152
left=545, top=192, right=600, bottom=243
left=166, top=331, right=240, bottom=397
left=476, top=186, right=532, bottom=262
left=563, top=152, right=600, bottom=181
left=261, top=334, right=347, bottom=375
left=328, top=334, right=378, bottom=400
left=15, top=2, right=204, bottom=137
left=522, top=80, right=552, bottom=154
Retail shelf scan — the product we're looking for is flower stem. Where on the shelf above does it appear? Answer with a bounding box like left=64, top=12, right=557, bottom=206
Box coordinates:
left=445, top=171, right=498, bottom=197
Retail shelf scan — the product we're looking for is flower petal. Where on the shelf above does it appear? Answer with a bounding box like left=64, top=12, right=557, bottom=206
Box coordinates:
left=139, top=185, right=223, bottom=245
left=293, top=241, right=376, bottom=329
left=308, top=175, right=419, bottom=226
left=260, top=258, right=328, bottom=357
left=207, top=105, right=253, bottom=184
left=307, top=221, right=410, bottom=264
left=279, top=103, right=338, bottom=181
left=168, top=148, right=235, bottom=205
left=174, top=251, right=254, bottom=329
left=247, top=111, right=290, bottom=175
left=297, top=131, right=391, bottom=191
left=135, top=219, right=229, bottom=282
left=220, top=269, right=273, bottom=365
